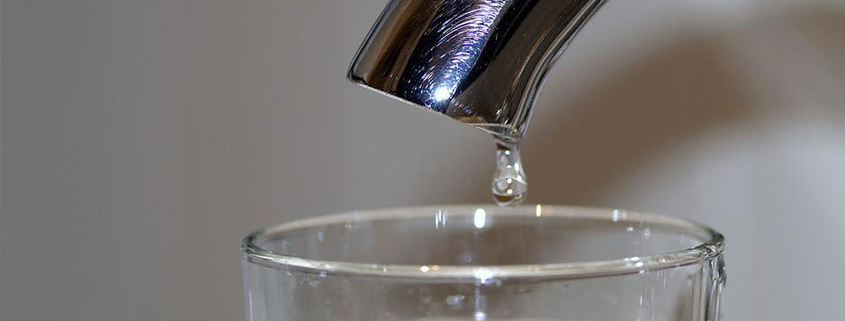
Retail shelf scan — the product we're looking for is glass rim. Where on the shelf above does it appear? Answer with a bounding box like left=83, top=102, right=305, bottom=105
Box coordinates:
left=241, top=204, right=724, bottom=281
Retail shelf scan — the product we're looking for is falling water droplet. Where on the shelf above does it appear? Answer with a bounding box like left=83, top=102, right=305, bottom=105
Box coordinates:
left=491, top=141, right=527, bottom=206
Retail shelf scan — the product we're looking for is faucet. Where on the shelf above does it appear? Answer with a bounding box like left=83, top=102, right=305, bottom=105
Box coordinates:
left=348, top=0, right=606, bottom=141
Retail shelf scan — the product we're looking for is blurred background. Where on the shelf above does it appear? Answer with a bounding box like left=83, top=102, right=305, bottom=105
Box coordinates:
left=3, top=0, right=845, bottom=320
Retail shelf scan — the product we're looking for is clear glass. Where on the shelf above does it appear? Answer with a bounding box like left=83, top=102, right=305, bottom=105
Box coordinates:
left=241, top=205, right=726, bottom=321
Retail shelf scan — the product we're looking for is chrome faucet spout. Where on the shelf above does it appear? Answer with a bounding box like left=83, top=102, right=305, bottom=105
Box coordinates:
left=348, top=0, right=606, bottom=140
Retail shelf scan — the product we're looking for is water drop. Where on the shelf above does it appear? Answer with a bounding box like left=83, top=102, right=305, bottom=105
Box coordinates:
left=491, top=141, right=527, bottom=206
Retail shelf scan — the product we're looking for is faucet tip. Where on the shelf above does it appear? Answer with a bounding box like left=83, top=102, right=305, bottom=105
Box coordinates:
left=349, top=0, right=607, bottom=140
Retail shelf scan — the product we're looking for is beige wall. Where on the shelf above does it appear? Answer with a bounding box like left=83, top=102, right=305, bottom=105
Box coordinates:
left=3, top=0, right=844, bottom=320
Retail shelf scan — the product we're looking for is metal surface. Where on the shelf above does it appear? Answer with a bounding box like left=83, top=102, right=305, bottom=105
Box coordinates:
left=348, top=0, right=606, bottom=140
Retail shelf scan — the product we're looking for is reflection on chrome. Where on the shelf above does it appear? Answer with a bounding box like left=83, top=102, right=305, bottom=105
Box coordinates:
left=349, top=0, right=607, bottom=140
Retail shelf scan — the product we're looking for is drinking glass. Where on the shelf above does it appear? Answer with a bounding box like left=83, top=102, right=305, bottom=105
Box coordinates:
left=241, top=205, right=725, bottom=321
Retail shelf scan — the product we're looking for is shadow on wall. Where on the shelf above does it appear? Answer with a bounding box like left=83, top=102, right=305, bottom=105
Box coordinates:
left=523, top=32, right=755, bottom=205
left=508, top=6, right=845, bottom=206
left=785, top=9, right=845, bottom=81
